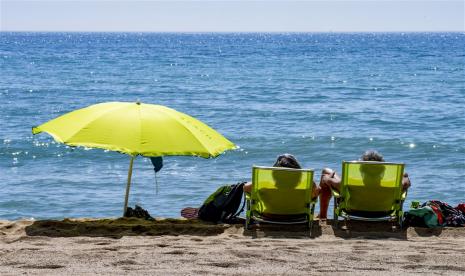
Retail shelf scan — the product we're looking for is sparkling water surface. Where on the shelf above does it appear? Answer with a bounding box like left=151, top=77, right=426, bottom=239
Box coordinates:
left=0, top=32, right=464, bottom=220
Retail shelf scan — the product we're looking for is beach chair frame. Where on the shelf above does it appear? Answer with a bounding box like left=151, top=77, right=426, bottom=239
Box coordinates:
left=245, top=166, right=316, bottom=235
left=332, top=161, right=407, bottom=229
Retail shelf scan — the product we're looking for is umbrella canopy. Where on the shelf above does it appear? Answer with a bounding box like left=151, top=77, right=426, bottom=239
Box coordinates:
left=32, top=101, right=235, bottom=158
left=32, top=101, right=236, bottom=215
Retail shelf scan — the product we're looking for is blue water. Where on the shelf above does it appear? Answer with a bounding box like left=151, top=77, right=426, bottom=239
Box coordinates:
left=1, top=32, right=464, bottom=220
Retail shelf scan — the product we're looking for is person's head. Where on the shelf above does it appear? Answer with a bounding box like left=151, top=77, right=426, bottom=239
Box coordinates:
left=273, top=153, right=301, bottom=169
left=360, top=150, right=385, bottom=162
left=272, top=154, right=302, bottom=188
left=359, top=150, right=385, bottom=184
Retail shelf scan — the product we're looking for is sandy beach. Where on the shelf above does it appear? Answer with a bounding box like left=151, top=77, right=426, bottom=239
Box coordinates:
left=1, top=218, right=464, bottom=275
left=2, top=2, right=464, bottom=275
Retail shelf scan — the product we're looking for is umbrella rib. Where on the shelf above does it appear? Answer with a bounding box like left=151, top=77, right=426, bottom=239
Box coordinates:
left=64, top=104, right=132, bottom=146
left=155, top=107, right=214, bottom=157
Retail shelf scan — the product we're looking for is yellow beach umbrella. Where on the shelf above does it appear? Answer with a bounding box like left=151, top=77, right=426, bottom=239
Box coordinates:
left=32, top=101, right=236, bottom=215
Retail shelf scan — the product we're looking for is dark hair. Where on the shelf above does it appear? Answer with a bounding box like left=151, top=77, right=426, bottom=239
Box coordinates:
left=273, top=154, right=301, bottom=169
left=272, top=154, right=302, bottom=188
left=360, top=150, right=384, bottom=162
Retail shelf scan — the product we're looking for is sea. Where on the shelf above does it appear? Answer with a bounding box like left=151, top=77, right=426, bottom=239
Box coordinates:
left=0, top=32, right=464, bottom=220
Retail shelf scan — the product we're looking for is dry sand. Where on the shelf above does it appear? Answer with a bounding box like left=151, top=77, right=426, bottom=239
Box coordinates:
left=0, top=218, right=464, bottom=275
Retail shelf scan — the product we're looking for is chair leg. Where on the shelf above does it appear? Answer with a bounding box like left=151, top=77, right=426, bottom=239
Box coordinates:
left=342, top=218, right=349, bottom=231
left=398, top=212, right=404, bottom=231
left=391, top=220, right=397, bottom=232
left=245, top=214, right=252, bottom=230
left=309, top=219, right=313, bottom=237
left=310, top=203, right=316, bottom=237
left=333, top=199, right=339, bottom=227
left=245, top=199, right=251, bottom=230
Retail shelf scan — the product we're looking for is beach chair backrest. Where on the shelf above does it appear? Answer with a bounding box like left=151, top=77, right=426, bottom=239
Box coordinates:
left=340, top=161, right=405, bottom=212
left=251, top=166, right=314, bottom=215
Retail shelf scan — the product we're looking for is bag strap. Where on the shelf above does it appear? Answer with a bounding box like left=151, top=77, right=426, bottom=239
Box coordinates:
left=233, top=194, right=246, bottom=218
left=223, top=182, right=246, bottom=222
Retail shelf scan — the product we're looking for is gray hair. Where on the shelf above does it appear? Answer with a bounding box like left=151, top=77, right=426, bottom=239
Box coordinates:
left=360, top=150, right=385, bottom=162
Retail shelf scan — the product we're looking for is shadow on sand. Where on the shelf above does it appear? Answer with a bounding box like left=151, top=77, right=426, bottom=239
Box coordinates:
left=243, top=219, right=410, bottom=239
left=24, top=218, right=229, bottom=239
left=23, top=218, right=452, bottom=240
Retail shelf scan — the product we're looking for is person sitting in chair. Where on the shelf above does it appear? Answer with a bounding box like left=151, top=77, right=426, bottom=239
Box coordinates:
left=317, top=150, right=411, bottom=219
left=243, top=153, right=319, bottom=199
left=181, top=153, right=319, bottom=219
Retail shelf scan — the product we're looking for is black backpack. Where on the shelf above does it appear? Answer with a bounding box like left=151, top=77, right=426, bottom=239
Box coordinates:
left=198, top=182, right=246, bottom=223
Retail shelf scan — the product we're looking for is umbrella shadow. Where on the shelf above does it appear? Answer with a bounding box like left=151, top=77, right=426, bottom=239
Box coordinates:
left=24, top=218, right=229, bottom=239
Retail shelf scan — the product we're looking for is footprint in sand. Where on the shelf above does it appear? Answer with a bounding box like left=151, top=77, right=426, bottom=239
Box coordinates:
left=230, top=249, right=263, bottom=258
left=201, top=261, right=239, bottom=268
left=429, top=265, right=465, bottom=272
left=317, top=268, right=350, bottom=273
left=263, top=257, right=288, bottom=263
left=19, top=247, right=41, bottom=251
left=404, top=254, right=425, bottom=263
left=351, top=250, right=368, bottom=255
left=112, top=260, right=140, bottom=266
left=296, top=243, right=313, bottom=248
left=402, top=264, right=427, bottom=270
left=74, top=239, right=101, bottom=244
left=191, top=269, right=211, bottom=275
left=2, top=261, right=25, bottom=266
left=346, top=256, right=362, bottom=261
left=270, top=246, right=302, bottom=253
left=95, top=242, right=112, bottom=245
left=101, top=247, right=119, bottom=251
left=351, top=245, right=369, bottom=251
left=31, top=242, right=50, bottom=246
left=284, top=246, right=301, bottom=250
left=163, top=249, right=198, bottom=255
left=20, top=264, right=65, bottom=269
left=351, top=245, right=369, bottom=255
left=190, top=237, right=203, bottom=242
left=354, top=267, right=388, bottom=271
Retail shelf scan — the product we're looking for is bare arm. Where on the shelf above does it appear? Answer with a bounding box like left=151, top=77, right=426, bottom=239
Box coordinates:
left=243, top=181, right=252, bottom=193
left=321, top=168, right=341, bottom=191
left=402, top=172, right=411, bottom=191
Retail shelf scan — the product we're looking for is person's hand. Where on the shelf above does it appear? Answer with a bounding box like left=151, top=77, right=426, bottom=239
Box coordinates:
left=322, top=168, right=335, bottom=176
left=402, top=172, right=411, bottom=190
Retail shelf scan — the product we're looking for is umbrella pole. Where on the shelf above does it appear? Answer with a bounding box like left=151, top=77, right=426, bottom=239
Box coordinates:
left=123, top=156, right=135, bottom=216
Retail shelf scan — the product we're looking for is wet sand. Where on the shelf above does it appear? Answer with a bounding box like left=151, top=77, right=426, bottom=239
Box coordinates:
left=0, top=218, right=464, bottom=275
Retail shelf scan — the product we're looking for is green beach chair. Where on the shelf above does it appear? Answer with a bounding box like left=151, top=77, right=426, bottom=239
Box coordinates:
left=333, top=161, right=407, bottom=228
left=245, top=166, right=316, bottom=232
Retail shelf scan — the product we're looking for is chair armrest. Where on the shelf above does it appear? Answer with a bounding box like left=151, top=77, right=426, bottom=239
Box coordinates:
left=331, top=188, right=341, bottom=198
left=401, top=190, right=407, bottom=201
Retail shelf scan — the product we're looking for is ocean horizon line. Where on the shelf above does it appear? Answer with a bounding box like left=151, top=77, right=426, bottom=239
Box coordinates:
left=1, top=30, right=464, bottom=35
